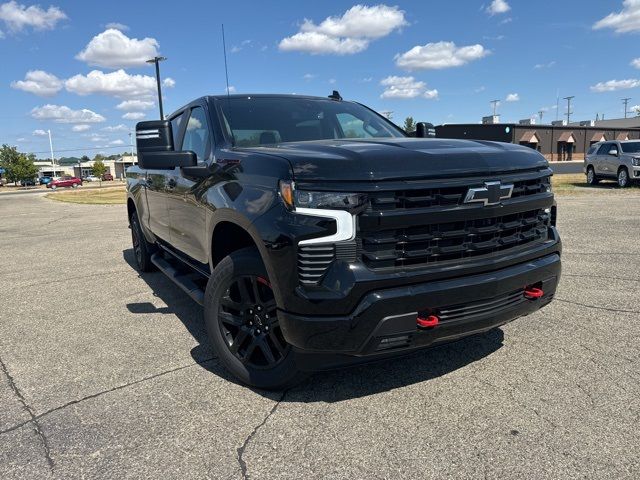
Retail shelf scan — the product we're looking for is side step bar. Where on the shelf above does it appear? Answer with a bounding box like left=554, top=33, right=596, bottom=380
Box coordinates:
left=150, top=252, right=206, bottom=306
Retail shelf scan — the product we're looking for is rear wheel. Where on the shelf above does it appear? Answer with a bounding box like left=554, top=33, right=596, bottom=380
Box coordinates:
left=204, top=247, right=305, bottom=389
left=129, top=211, right=155, bottom=272
left=586, top=166, right=599, bottom=185
left=617, top=167, right=629, bottom=188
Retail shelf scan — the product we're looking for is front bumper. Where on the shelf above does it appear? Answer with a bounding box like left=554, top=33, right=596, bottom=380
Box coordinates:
left=278, top=253, right=560, bottom=362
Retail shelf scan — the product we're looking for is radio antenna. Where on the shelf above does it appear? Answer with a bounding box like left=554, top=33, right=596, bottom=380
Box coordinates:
left=221, top=24, right=235, bottom=146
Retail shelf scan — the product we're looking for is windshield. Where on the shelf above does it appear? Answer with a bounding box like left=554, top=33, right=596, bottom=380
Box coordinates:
left=621, top=141, right=640, bottom=153
left=217, top=96, right=405, bottom=147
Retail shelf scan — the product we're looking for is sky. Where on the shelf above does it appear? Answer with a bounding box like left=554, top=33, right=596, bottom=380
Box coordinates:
left=1, top=0, right=640, bottom=158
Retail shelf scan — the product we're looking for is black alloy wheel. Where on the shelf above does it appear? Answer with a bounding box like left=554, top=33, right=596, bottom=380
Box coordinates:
left=218, top=275, right=289, bottom=369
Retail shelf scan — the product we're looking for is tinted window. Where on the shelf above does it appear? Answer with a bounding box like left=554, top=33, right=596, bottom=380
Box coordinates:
left=218, top=97, right=404, bottom=147
left=621, top=141, right=640, bottom=153
left=170, top=113, right=184, bottom=149
left=587, top=145, right=597, bottom=155
left=596, top=143, right=611, bottom=155
left=182, top=107, right=211, bottom=163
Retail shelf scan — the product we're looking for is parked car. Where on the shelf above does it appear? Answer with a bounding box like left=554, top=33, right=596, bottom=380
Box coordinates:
left=47, top=176, right=82, bottom=189
left=84, top=175, right=100, bottom=182
left=585, top=140, right=640, bottom=187
left=20, top=178, right=37, bottom=187
left=127, top=92, right=561, bottom=389
left=102, top=173, right=114, bottom=181
left=39, top=176, right=53, bottom=185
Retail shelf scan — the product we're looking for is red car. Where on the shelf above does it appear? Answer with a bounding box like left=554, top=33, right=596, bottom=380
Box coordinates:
left=102, top=173, right=114, bottom=181
left=47, top=176, right=82, bottom=189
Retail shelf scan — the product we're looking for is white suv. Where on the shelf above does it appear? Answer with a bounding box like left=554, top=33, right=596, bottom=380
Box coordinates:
left=585, top=140, right=640, bottom=187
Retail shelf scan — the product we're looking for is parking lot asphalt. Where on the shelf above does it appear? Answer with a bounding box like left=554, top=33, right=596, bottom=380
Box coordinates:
left=0, top=192, right=638, bottom=480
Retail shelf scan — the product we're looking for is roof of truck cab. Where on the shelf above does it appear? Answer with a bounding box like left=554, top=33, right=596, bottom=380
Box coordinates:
left=206, top=94, right=341, bottom=101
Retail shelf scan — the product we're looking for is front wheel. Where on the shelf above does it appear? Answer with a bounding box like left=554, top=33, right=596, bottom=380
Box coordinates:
left=129, top=211, right=155, bottom=272
left=203, top=247, right=306, bottom=389
left=618, top=167, right=629, bottom=188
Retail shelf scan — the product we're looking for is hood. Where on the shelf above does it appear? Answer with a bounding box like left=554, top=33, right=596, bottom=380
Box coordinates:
left=242, top=138, right=548, bottom=182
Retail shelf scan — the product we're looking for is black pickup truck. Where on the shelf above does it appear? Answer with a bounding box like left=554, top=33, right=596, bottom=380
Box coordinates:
left=127, top=93, right=561, bottom=389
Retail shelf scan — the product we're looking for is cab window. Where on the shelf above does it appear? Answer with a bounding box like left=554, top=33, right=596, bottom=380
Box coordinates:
left=596, top=143, right=611, bottom=155
left=182, top=106, right=212, bottom=163
left=170, top=112, right=184, bottom=149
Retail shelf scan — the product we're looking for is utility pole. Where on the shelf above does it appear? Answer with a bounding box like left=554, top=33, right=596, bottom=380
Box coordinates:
left=563, top=96, right=574, bottom=124
left=490, top=99, right=500, bottom=116
left=146, top=56, right=167, bottom=119
left=47, top=129, right=56, bottom=177
left=538, top=110, right=544, bottom=123
left=622, top=97, right=631, bottom=118
left=129, top=131, right=134, bottom=159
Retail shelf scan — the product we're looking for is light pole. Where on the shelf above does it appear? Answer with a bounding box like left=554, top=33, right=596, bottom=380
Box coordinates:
left=47, top=129, right=56, bottom=177
left=622, top=97, right=631, bottom=118
left=146, top=56, right=167, bottom=119
left=563, top=96, right=574, bottom=124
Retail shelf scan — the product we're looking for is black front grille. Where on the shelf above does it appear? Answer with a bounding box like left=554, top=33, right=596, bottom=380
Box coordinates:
left=368, top=176, right=550, bottom=211
left=360, top=208, right=551, bottom=270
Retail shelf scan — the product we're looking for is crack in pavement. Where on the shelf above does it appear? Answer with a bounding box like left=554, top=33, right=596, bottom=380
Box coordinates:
left=555, top=298, right=640, bottom=315
left=0, top=357, right=217, bottom=439
left=237, top=388, right=288, bottom=480
left=0, top=355, right=54, bottom=472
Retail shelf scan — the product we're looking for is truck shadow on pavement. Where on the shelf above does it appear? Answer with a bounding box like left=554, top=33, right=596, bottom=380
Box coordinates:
left=122, top=248, right=504, bottom=402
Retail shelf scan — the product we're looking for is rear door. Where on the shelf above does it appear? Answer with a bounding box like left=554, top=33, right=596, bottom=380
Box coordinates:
left=145, top=111, right=186, bottom=243
left=165, top=104, right=211, bottom=264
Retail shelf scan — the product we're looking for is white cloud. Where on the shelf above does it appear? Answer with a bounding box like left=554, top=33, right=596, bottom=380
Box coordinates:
left=163, top=77, right=175, bottom=88
left=0, top=1, right=66, bottom=33
left=76, top=28, right=159, bottom=68
left=279, top=4, right=406, bottom=55
left=631, top=104, right=640, bottom=113
left=534, top=61, right=556, bottom=69
left=631, top=57, right=640, bottom=68
left=380, top=76, right=438, bottom=99
left=31, top=104, right=106, bottom=123
left=32, top=129, right=47, bottom=136
left=593, top=0, right=640, bottom=33
left=71, top=124, right=91, bottom=132
left=474, top=86, right=486, bottom=93
left=116, top=99, right=154, bottom=111
left=486, top=0, right=511, bottom=15
left=590, top=78, right=640, bottom=92
left=10, top=70, right=62, bottom=96
left=16, top=137, right=25, bottom=142
left=328, top=78, right=336, bottom=85
left=303, top=73, right=316, bottom=81
left=105, top=22, right=128, bottom=31
left=65, top=69, right=174, bottom=99
left=395, top=41, right=489, bottom=70
left=109, top=139, right=125, bottom=145
left=224, top=85, right=236, bottom=93
left=122, top=112, right=145, bottom=120
left=505, top=93, right=520, bottom=102
left=102, top=124, right=128, bottom=132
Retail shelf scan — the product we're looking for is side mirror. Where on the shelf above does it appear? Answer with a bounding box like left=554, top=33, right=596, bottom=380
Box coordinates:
left=608, top=148, right=618, bottom=156
left=415, top=122, right=436, bottom=138
left=136, top=120, right=197, bottom=169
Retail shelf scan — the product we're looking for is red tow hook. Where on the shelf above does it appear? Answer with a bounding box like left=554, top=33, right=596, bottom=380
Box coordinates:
left=524, top=287, right=544, bottom=300
left=417, top=314, right=440, bottom=328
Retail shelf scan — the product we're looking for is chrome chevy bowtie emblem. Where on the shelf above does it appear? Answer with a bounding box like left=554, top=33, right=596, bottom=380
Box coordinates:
left=464, top=181, right=514, bottom=206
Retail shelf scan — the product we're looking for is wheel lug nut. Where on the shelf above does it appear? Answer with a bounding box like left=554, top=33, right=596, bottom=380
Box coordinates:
left=249, top=321, right=253, bottom=326
left=256, top=329, right=261, bottom=334
left=265, top=314, right=269, bottom=319
left=248, top=309, right=253, bottom=314
left=265, top=326, right=269, bottom=331
left=257, top=306, right=262, bottom=311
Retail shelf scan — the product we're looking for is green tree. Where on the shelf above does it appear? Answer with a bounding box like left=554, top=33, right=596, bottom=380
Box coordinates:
left=93, top=153, right=106, bottom=162
left=92, top=159, right=107, bottom=186
left=80, top=155, right=90, bottom=163
left=0, top=144, right=39, bottom=185
left=403, top=117, right=416, bottom=133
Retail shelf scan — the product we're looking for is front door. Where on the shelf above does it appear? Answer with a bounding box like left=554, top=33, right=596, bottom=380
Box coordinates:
left=594, top=143, right=611, bottom=175
left=166, top=105, right=211, bottom=264
left=144, top=111, right=186, bottom=244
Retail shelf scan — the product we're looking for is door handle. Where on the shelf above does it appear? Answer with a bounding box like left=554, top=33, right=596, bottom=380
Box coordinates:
left=145, top=177, right=153, bottom=186
left=167, top=178, right=177, bottom=189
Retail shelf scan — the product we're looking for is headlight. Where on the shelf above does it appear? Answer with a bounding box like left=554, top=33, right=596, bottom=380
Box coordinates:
left=632, top=157, right=640, bottom=167
left=279, top=181, right=367, bottom=212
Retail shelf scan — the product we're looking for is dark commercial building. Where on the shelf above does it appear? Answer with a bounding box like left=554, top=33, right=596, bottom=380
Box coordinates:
left=436, top=123, right=640, bottom=161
